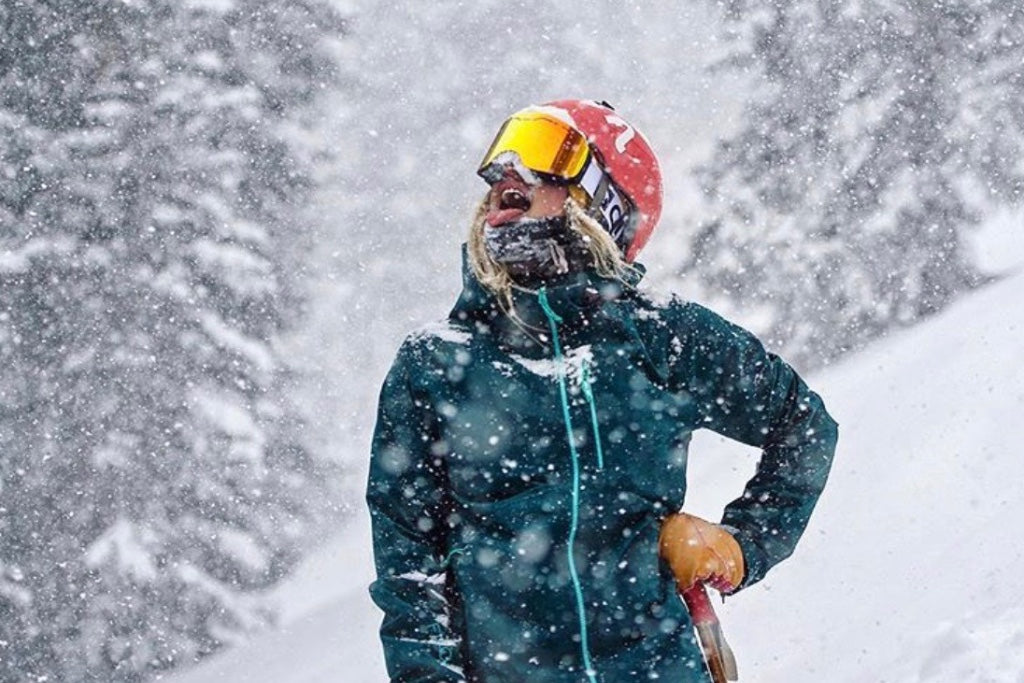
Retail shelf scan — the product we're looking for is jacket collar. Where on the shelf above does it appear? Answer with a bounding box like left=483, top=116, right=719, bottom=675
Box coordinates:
left=449, top=244, right=644, bottom=348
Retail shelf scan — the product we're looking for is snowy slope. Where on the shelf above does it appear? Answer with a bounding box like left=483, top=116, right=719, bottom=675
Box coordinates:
left=707, top=269, right=1024, bottom=682
left=168, top=269, right=1024, bottom=683
left=161, top=509, right=385, bottom=682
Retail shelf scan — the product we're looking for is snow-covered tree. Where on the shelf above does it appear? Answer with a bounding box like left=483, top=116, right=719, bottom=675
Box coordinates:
left=688, top=0, right=1024, bottom=365
left=0, top=1, right=343, bottom=678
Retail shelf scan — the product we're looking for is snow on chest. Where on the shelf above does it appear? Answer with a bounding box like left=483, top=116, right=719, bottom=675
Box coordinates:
left=504, top=344, right=594, bottom=393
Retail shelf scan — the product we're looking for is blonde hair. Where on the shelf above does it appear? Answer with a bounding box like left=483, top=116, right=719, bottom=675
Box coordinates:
left=467, top=195, right=639, bottom=315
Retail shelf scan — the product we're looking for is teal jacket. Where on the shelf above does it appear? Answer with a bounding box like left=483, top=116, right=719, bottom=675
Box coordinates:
left=367, top=250, right=837, bottom=682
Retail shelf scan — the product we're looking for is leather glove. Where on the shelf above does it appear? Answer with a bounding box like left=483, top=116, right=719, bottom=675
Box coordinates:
left=659, top=512, right=745, bottom=594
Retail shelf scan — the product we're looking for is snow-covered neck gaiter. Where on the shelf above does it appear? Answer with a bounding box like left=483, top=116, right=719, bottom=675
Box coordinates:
left=483, top=216, right=593, bottom=286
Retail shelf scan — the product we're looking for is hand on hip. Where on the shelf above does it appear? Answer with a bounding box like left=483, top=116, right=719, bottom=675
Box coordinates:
left=659, top=512, right=744, bottom=594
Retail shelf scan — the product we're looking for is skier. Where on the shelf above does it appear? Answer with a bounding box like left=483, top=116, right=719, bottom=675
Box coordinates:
left=367, top=100, right=838, bottom=682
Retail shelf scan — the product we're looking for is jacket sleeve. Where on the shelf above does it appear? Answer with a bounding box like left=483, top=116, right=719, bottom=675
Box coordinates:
left=366, top=342, right=465, bottom=682
left=671, top=303, right=838, bottom=591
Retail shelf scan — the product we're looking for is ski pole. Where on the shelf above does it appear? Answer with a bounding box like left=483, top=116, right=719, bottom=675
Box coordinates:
left=682, top=583, right=739, bottom=683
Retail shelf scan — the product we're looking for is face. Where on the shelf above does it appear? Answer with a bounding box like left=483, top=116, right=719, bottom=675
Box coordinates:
left=484, top=169, right=569, bottom=228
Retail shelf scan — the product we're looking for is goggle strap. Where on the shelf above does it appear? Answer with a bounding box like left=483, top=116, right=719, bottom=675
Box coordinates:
left=577, top=157, right=605, bottom=203
left=575, top=157, right=632, bottom=250
left=599, top=182, right=632, bottom=250
left=593, top=175, right=611, bottom=212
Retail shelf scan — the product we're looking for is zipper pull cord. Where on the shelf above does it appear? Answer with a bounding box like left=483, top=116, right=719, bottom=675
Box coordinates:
left=537, top=287, right=599, bottom=683
left=580, top=360, right=604, bottom=471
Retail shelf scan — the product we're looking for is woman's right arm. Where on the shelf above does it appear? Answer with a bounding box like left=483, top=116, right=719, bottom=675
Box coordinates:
left=366, top=342, right=466, bottom=682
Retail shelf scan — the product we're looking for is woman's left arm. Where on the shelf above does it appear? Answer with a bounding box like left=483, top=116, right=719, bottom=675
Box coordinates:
left=672, top=303, right=839, bottom=591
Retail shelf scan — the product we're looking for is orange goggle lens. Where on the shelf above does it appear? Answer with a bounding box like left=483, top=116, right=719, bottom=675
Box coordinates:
left=478, top=112, right=591, bottom=182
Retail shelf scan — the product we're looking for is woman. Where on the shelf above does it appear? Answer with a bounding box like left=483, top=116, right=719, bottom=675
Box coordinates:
left=367, top=100, right=837, bottom=682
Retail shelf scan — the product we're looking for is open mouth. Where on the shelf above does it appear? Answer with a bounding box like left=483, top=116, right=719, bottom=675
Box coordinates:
left=499, top=187, right=531, bottom=212
left=486, top=177, right=533, bottom=227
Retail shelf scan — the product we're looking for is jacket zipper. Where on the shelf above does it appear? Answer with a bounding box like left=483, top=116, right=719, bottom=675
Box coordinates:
left=537, top=288, right=600, bottom=683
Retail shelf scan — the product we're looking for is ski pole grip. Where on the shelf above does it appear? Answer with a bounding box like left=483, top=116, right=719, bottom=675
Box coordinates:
left=682, top=583, right=740, bottom=682
left=682, top=584, right=717, bottom=625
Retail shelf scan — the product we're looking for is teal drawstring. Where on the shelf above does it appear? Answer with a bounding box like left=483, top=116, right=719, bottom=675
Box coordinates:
left=537, top=287, right=599, bottom=683
left=442, top=546, right=466, bottom=567
left=580, top=361, right=604, bottom=471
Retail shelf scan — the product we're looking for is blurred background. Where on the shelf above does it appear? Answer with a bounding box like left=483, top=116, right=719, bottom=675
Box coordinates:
left=2, top=1, right=1023, bottom=680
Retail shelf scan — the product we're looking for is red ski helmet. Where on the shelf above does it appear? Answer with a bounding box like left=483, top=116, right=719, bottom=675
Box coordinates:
left=477, top=99, right=663, bottom=262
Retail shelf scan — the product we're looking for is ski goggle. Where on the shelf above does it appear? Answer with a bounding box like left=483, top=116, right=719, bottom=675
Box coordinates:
left=477, top=110, right=592, bottom=185
left=477, top=108, right=636, bottom=251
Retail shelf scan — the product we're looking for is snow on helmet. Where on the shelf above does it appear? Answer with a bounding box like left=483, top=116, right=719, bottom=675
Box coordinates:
left=543, top=100, right=662, bottom=262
